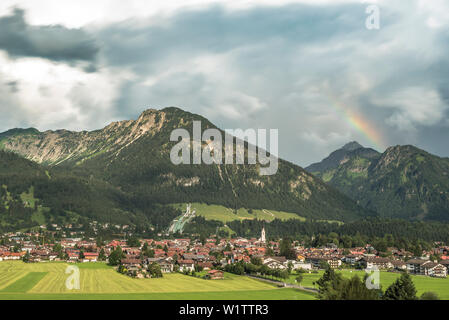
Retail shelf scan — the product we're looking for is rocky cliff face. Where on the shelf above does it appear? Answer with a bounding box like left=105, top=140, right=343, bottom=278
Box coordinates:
left=0, top=109, right=167, bottom=165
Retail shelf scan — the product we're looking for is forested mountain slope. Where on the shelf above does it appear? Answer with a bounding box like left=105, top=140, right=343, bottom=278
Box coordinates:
left=0, top=108, right=369, bottom=230
left=307, top=143, right=449, bottom=221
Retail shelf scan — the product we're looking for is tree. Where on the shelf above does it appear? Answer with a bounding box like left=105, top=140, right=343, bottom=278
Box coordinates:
left=53, top=243, right=63, bottom=254
left=317, top=269, right=380, bottom=300
left=296, top=274, right=304, bottom=286
left=420, top=292, right=439, bottom=300
left=148, top=262, right=163, bottom=278
left=315, top=267, right=344, bottom=300
left=287, top=261, right=294, bottom=274
left=265, top=247, right=274, bottom=257
left=126, top=237, right=140, bottom=248
left=22, top=251, right=31, bottom=263
left=412, top=244, right=423, bottom=257
left=383, top=273, right=417, bottom=300
left=195, top=264, right=204, bottom=272
left=279, top=238, right=296, bottom=260
left=108, top=246, right=125, bottom=266
left=98, top=248, right=106, bottom=261
left=338, top=275, right=380, bottom=300
left=250, top=256, right=262, bottom=266
left=319, top=260, right=330, bottom=270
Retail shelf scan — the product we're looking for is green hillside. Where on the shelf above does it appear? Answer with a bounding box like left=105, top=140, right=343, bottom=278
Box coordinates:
left=0, top=107, right=369, bottom=232
left=172, top=202, right=306, bottom=223
left=307, top=143, right=449, bottom=221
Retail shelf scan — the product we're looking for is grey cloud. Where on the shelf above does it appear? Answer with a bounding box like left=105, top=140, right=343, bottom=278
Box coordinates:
left=5, top=81, right=19, bottom=93
left=96, top=2, right=449, bottom=165
left=0, top=8, right=99, bottom=64
left=2, top=2, right=449, bottom=167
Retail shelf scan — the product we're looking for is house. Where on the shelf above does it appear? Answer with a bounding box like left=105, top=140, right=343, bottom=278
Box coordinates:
left=1, top=252, right=25, bottom=260
left=197, top=262, right=214, bottom=270
left=293, top=263, right=313, bottom=271
left=179, top=259, right=195, bottom=272
left=121, top=258, right=142, bottom=272
left=263, top=257, right=288, bottom=270
left=422, top=262, right=447, bottom=278
left=67, top=252, right=79, bottom=261
left=391, top=260, right=407, bottom=271
left=360, top=257, right=393, bottom=270
left=307, top=256, right=342, bottom=269
left=440, top=260, right=449, bottom=273
left=159, top=261, right=174, bottom=273
left=406, top=259, right=430, bottom=275
left=207, top=270, right=224, bottom=280
left=83, top=252, right=99, bottom=262
left=344, top=254, right=362, bottom=265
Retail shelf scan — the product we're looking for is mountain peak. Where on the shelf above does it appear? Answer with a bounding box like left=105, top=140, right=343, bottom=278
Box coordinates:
left=342, top=141, right=363, bottom=151
left=305, top=141, right=378, bottom=175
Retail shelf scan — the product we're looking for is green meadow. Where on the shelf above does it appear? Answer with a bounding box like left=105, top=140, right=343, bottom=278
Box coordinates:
left=2, top=261, right=446, bottom=300
left=172, top=203, right=305, bottom=223
left=295, top=270, right=449, bottom=299
left=0, top=261, right=314, bottom=300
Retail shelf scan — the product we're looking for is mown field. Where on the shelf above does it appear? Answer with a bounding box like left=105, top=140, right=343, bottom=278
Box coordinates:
left=293, top=270, right=449, bottom=299
left=172, top=203, right=306, bottom=223
left=0, top=261, right=315, bottom=300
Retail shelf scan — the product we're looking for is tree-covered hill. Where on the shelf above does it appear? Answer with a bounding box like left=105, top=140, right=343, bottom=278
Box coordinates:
left=0, top=107, right=369, bottom=230
left=306, top=143, right=449, bottom=221
left=0, top=150, right=179, bottom=233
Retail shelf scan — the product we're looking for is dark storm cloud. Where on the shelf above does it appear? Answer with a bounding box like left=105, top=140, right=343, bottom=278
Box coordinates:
left=98, top=4, right=372, bottom=71
left=0, top=8, right=99, bottom=64
left=94, top=2, right=449, bottom=165
left=2, top=2, right=449, bottom=166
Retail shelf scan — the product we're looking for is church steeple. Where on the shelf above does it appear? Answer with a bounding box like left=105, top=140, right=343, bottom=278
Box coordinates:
left=260, top=226, right=266, bottom=243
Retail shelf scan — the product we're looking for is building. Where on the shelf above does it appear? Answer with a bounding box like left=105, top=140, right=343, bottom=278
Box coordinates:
left=159, top=261, right=174, bottom=273
left=307, top=256, right=342, bottom=269
left=440, top=260, right=449, bottom=273
left=360, top=257, right=393, bottom=270
left=207, top=270, right=224, bottom=280
left=423, top=263, right=447, bottom=278
left=292, top=262, right=313, bottom=271
left=406, top=259, right=430, bottom=275
left=263, top=256, right=287, bottom=270
left=259, top=227, right=266, bottom=243
left=83, top=252, right=99, bottom=262
left=406, top=259, right=447, bottom=277
left=344, top=254, right=362, bottom=265
left=391, top=260, right=407, bottom=271
left=179, top=260, right=195, bottom=272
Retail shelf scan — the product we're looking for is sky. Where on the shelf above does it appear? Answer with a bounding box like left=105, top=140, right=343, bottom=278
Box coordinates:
left=0, top=0, right=448, bottom=167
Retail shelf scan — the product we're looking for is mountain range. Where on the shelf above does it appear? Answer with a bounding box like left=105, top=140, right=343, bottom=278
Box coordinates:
left=306, top=142, right=449, bottom=221
left=0, top=107, right=367, bottom=232
left=2, top=107, right=448, bottom=234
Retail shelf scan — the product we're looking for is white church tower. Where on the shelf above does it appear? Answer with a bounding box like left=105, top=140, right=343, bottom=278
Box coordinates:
left=259, top=226, right=266, bottom=243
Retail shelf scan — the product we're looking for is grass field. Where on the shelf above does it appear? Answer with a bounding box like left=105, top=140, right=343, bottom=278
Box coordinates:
left=0, top=261, right=315, bottom=300
left=172, top=203, right=305, bottom=223
left=293, top=270, right=449, bottom=299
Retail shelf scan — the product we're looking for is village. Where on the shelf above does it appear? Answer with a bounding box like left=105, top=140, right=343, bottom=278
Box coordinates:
left=1, top=226, right=449, bottom=281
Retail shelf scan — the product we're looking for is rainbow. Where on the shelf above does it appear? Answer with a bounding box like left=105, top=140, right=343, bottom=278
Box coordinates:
left=326, top=94, right=387, bottom=152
